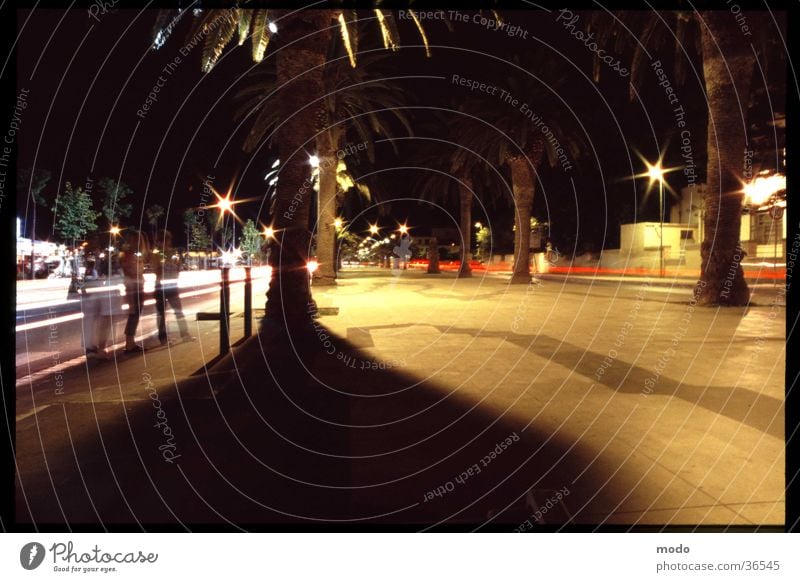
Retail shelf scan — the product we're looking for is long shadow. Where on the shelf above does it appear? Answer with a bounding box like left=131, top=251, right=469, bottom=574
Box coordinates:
left=351, top=321, right=783, bottom=440
left=15, top=321, right=735, bottom=529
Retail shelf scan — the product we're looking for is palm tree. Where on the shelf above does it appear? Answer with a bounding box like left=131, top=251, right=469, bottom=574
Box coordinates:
left=413, top=124, right=507, bottom=278
left=236, top=51, right=413, bottom=286
left=153, top=6, right=432, bottom=325
left=452, top=59, right=585, bottom=284
left=17, top=168, right=51, bottom=278
left=589, top=10, right=784, bottom=305
left=146, top=204, right=165, bottom=241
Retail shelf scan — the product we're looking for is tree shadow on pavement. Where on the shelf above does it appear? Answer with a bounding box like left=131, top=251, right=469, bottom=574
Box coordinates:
left=16, top=322, right=702, bottom=530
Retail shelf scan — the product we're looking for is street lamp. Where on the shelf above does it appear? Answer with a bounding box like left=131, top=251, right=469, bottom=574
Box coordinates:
left=645, top=160, right=668, bottom=277
left=334, top=217, right=344, bottom=230
left=369, top=224, right=379, bottom=236
left=399, top=224, right=409, bottom=235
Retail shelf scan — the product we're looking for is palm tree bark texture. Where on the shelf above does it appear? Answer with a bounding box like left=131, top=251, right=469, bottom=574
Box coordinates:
left=265, top=10, right=333, bottom=325
left=508, top=141, right=544, bottom=284
left=695, top=11, right=755, bottom=306
left=313, top=127, right=342, bottom=287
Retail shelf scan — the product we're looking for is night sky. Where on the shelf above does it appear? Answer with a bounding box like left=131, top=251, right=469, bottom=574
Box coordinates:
left=15, top=7, right=779, bottom=254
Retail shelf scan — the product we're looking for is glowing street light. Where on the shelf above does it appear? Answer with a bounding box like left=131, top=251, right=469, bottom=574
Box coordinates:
left=743, top=174, right=785, bottom=207
left=474, top=221, right=483, bottom=229
left=399, top=224, right=409, bottom=235
left=110, top=225, right=121, bottom=236
left=635, top=156, right=678, bottom=278
left=263, top=226, right=275, bottom=239
left=369, top=224, right=379, bottom=235
left=309, top=155, right=320, bottom=168
left=334, top=217, right=344, bottom=230
left=647, top=160, right=667, bottom=278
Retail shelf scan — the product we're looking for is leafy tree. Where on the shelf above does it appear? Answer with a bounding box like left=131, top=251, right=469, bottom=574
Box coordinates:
left=52, top=181, right=100, bottom=246
left=98, top=177, right=133, bottom=228
left=240, top=219, right=263, bottom=265
left=183, top=208, right=213, bottom=253
left=476, top=226, right=492, bottom=262
left=52, top=181, right=100, bottom=287
left=17, top=168, right=52, bottom=277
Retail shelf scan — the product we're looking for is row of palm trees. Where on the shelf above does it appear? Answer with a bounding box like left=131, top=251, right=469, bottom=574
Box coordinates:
left=150, top=6, right=781, bottom=330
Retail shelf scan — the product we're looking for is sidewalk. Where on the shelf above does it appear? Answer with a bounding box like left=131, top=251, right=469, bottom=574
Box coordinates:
left=15, top=268, right=784, bottom=528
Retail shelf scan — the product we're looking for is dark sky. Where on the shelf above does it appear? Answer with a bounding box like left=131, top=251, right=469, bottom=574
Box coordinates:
left=16, top=7, right=764, bottom=254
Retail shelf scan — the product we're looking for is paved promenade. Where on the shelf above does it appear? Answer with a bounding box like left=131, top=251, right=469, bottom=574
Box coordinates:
left=15, top=268, right=784, bottom=528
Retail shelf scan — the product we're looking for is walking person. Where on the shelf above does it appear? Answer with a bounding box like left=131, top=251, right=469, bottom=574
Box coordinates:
left=152, top=229, right=193, bottom=345
left=81, top=258, right=102, bottom=358
left=120, top=230, right=149, bottom=354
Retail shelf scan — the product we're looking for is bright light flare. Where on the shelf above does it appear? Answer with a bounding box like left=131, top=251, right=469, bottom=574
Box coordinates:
left=307, top=260, right=319, bottom=273
left=334, top=217, right=344, bottom=230
left=309, top=155, right=320, bottom=168
left=399, top=224, right=409, bottom=235
left=110, top=225, right=121, bottom=236
left=645, top=161, right=667, bottom=185
left=743, top=174, right=785, bottom=206
left=369, top=224, right=379, bottom=235
left=263, top=226, right=275, bottom=239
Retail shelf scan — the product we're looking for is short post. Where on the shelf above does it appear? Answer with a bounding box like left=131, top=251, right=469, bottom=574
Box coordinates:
left=244, top=265, right=252, bottom=338
left=220, top=266, right=230, bottom=355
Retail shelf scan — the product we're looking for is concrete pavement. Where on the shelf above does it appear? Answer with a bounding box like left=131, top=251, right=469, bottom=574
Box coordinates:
left=15, top=268, right=785, bottom=528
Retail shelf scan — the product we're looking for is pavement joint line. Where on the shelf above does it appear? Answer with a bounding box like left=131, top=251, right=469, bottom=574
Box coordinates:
left=16, top=404, right=53, bottom=423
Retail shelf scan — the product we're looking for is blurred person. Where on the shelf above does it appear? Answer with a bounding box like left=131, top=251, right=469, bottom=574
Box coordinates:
left=120, top=230, right=149, bottom=353
left=152, top=230, right=193, bottom=345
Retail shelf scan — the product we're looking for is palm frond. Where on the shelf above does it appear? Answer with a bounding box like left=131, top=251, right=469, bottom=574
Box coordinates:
left=337, top=12, right=357, bottom=67
left=200, top=8, right=238, bottom=72
left=408, top=10, right=431, bottom=57
left=237, top=9, right=252, bottom=46
left=251, top=9, right=271, bottom=63
left=374, top=9, right=399, bottom=51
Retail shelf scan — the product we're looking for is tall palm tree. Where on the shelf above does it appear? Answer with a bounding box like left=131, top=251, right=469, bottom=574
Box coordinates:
left=17, top=168, right=51, bottom=278
left=589, top=10, right=783, bottom=305
left=453, top=60, right=585, bottom=284
left=413, top=122, right=508, bottom=278
left=153, top=6, right=432, bottom=325
left=145, top=204, right=165, bottom=241
left=235, top=52, right=413, bottom=286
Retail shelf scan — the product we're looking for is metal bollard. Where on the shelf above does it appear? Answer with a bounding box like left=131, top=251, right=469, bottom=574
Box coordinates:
left=220, top=266, right=231, bottom=355
left=244, top=265, right=252, bottom=338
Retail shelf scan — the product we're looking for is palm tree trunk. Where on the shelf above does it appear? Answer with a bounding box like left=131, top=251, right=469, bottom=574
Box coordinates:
left=265, top=10, right=332, bottom=325
left=694, top=12, right=754, bottom=306
left=508, top=157, right=535, bottom=284
left=314, top=136, right=338, bottom=286
left=458, top=179, right=473, bottom=278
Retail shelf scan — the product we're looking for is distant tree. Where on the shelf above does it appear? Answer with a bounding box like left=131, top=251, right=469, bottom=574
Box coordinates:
left=183, top=208, right=212, bottom=253
left=52, top=181, right=100, bottom=247
left=146, top=204, right=165, bottom=240
left=52, top=181, right=100, bottom=288
left=476, top=226, right=492, bottom=262
left=17, top=167, right=52, bottom=277
left=240, top=219, right=263, bottom=265
left=98, top=177, right=133, bottom=228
